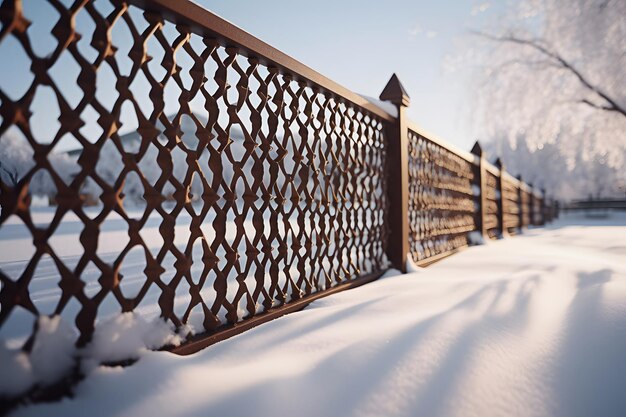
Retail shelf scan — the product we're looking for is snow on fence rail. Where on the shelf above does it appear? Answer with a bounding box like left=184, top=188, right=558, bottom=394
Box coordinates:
left=0, top=0, right=556, bottom=363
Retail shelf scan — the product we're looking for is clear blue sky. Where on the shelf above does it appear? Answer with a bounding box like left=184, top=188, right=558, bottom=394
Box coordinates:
left=195, top=0, right=503, bottom=150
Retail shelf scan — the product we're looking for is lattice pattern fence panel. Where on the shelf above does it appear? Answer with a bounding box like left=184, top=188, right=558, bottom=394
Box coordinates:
left=532, top=195, right=544, bottom=226
left=502, top=177, right=520, bottom=234
left=483, top=170, right=500, bottom=239
left=406, top=130, right=477, bottom=262
left=520, top=189, right=531, bottom=227
left=0, top=0, right=389, bottom=348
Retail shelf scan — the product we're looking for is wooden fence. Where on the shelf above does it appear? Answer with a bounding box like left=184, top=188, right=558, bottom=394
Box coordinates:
left=0, top=0, right=555, bottom=356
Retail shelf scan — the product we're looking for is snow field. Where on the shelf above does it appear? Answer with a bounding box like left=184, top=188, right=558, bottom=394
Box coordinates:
left=4, top=212, right=626, bottom=416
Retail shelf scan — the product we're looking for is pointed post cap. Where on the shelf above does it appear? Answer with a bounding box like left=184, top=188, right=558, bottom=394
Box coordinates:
left=379, top=73, right=410, bottom=107
left=470, top=141, right=483, bottom=157
left=516, top=174, right=522, bottom=181
left=494, top=157, right=504, bottom=169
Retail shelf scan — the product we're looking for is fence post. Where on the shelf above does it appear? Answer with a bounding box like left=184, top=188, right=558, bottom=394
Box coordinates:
left=540, top=188, right=547, bottom=225
left=546, top=193, right=553, bottom=222
left=495, top=158, right=507, bottom=237
left=471, top=141, right=487, bottom=239
left=380, top=73, right=410, bottom=273
left=516, top=174, right=524, bottom=229
left=554, top=200, right=560, bottom=219
left=528, top=183, right=535, bottom=226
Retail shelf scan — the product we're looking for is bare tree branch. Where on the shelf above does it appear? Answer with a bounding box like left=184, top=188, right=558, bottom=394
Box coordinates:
left=580, top=99, right=622, bottom=113
left=472, top=31, right=626, bottom=118
left=483, top=58, right=564, bottom=85
left=495, top=58, right=558, bottom=72
left=0, top=160, right=19, bottom=186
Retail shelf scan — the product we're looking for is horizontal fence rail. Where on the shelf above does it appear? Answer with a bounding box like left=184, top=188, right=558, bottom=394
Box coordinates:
left=0, top=0, right=555, bottom=362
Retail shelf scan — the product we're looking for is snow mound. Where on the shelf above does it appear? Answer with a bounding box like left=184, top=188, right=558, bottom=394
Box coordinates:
left=0, top=313, right=184, bottom=401
left=468, top=230, right=485, bottom=245
left=84, top=313, right=183, bottom=366
left=0, top=316, right=74, bottom=398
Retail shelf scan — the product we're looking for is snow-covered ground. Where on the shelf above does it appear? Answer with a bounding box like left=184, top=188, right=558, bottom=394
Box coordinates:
left=6, top=212, right=626, bottom=417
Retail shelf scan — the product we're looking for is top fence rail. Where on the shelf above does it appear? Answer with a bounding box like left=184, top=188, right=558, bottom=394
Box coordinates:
left=128, top=0, right=395, bottom=122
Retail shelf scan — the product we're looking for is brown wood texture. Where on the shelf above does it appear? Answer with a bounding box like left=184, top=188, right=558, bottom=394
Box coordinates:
left=0, top=0, right=390, bottom=351
left=380, top=74, right=410, bottom=272
left=406, top=131, right=478, bottom=262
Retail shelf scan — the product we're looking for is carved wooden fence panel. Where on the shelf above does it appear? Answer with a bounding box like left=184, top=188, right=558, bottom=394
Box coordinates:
left=532, top=194, right=544, bottom=226
left=0, top=0, right=393, bottom=354
left=521, top=188, right=532, bottom=227
left=406, top=128, right=477, bottom=264
left=483, top=168, right=501, bottom=239
left=502, top=174, right=521, bottom=235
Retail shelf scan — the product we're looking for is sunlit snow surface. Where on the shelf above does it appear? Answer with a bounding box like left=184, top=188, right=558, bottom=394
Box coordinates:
left=7, top=211, right=626, bottom=417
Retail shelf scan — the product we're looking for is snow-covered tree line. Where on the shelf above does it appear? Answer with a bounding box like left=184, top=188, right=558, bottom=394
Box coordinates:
left=0, top=128, right=236, bottom=205
left=470, top=0, right=626, bottom=200
left=0, top=121, right=321, bottom=206
left=0, top=133, right=78, bottom=196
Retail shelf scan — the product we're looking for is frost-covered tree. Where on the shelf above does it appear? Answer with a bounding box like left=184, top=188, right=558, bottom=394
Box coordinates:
left=0, top=134, right=32, bottom=186
left=0, top=132, right=79, bottom=197
left=471, top=0, right=626, bottom=200
left=2, top=113, right=331, bottom=208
